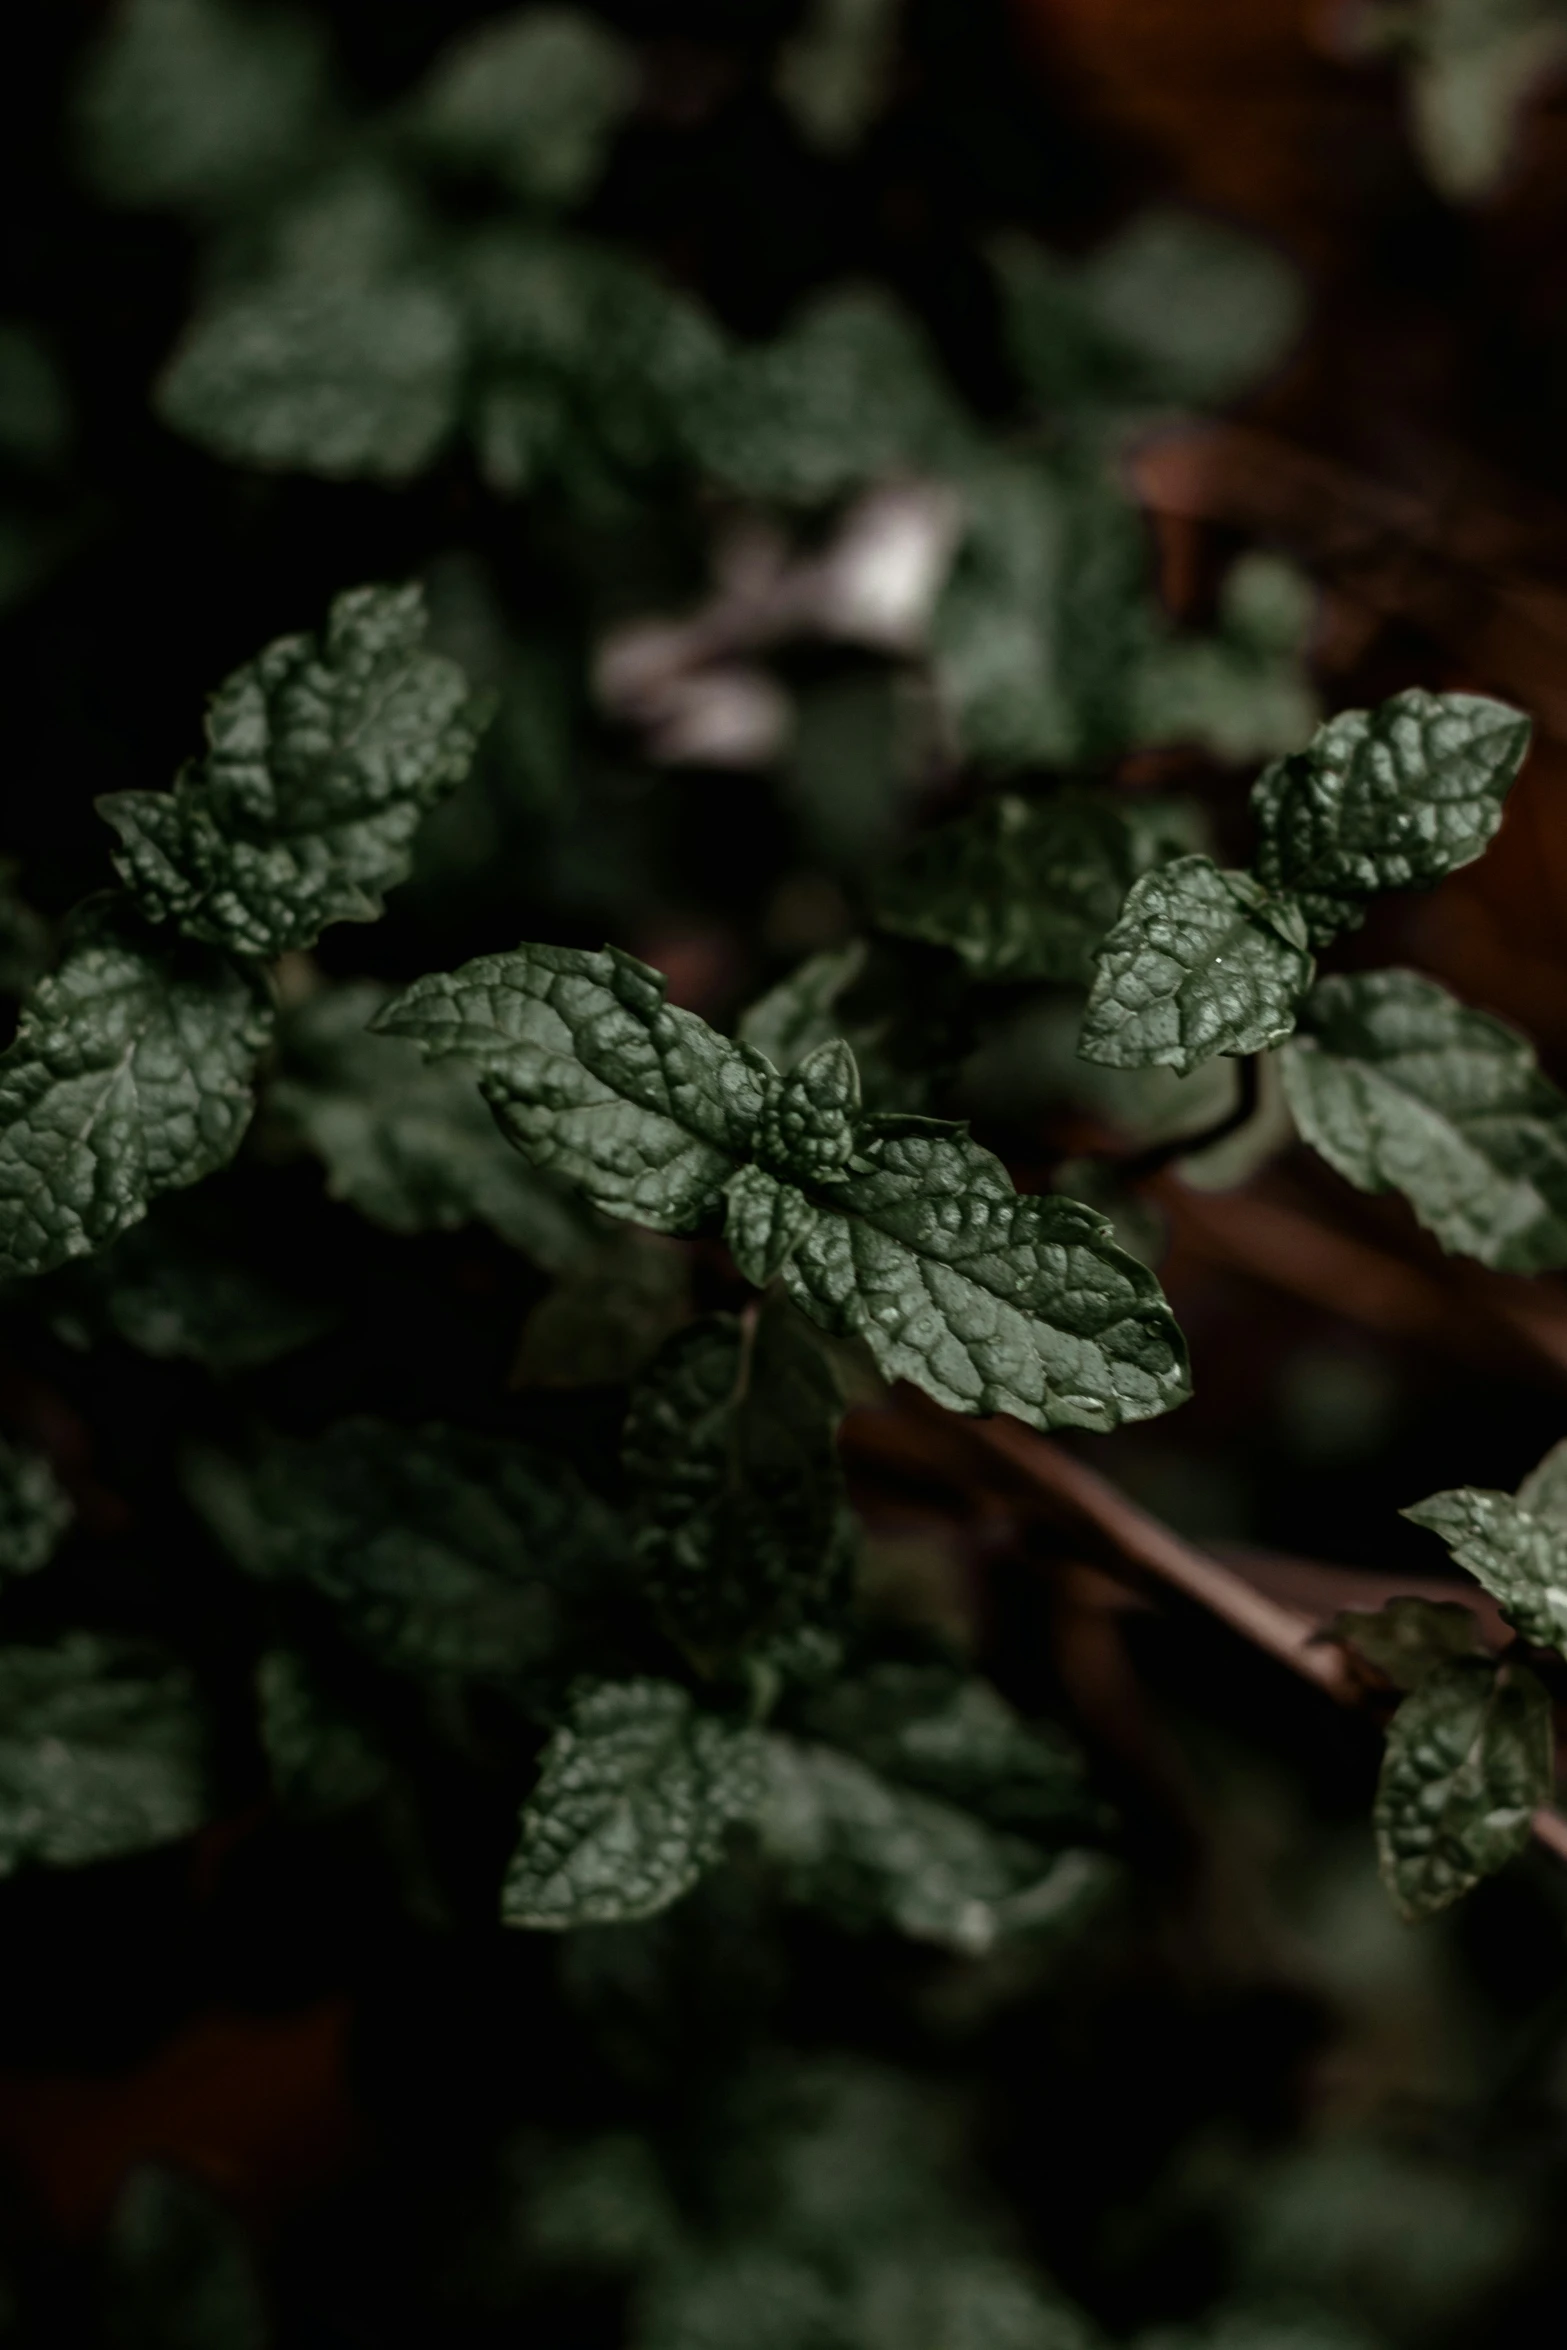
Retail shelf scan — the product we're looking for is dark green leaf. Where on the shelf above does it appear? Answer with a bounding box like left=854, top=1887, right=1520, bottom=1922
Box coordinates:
left=795, top=1664, right=1099, bottom=1838
left=51, top=1193, right=336, bottom=1369
left=758, top=1735, right=1109, bottom=1954
left=1517, top=1436, right=1567, bottom=1524
left=873, top=789, right=1203, bottom=985
left=1253, top=691, right=1529, bottom=935
left=1402, top=1484, right=1567, bottom=1653
left=100, top=583, right=486, bottom=958
left=523, top=2131, right=680, bottom=2272
left=272, top=979, right=598, bottom=1267
left=754, top=1039, right=859, bottom=1186
left=157, top=270, right=465, bottom=481
left=461, top=227, right=726, bottom=500
left=776, top=0, right=901, bottom=152
left=513, top=1228, right=693, bottom=1389
left=1375, top=1659, right=1551, bottom=1921
left=1132, top=553, right=1319, bottom=767
left=409, top=8, right=635, bottom=206
left=0, top=1437, right=72, bottom=1578
left=374, top=942, right=770, bottom=1232
left=76, top=0, right=330, bottom=216
left=0, top=902, right=272, bottom=1281
left=733, top=1115, right=1191, bottom=1432
left=931, top=458, right=1154, bottom=771
left=623, top=1303, right=856, bottom=1672
left=737, top=942, right=869, bottom=1076
left=0, top=325, right=71, bottom=470
left=256, top=1647, right=395, bottom=1818
left=686, top=291, right=969, bottom=506
left=1080, top=856, right=1314, bottom=1074
left=994, top=207, right=1304, bottom=413
left=503, top=1678, right=766, bottom=1928
left=1280, top=970, right=1567, bottom=1270
left=187, top=1419, right=625, bottom=1686
left=1075, top=206, right=1306, bottom=407
left=0, top=1635, right=214, bottom=1874
left=740, top=936, right=969, bottom=1116
left=1333, top=1596, right=1486, bottom=1691
left=930, top=459, right=1075, bottom=770
left=106, top=2163, right=266, bottom=2350
left=638, top=2245, right=842, bottom=2350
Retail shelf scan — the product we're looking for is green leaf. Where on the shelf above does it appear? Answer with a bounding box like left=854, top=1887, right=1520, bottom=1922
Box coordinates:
left=272, top=980, right=598, bottom=1267
left=931, top=458, right=1154, bottom=772
left=374, top=943, right=770, bottom=1232
left=638, top=2245, right=843, bottom=2350
left=75, top=0, right=330, bottom=215
left=623, top=1303, right=856, bottom=1672
left=157, top=271, right=465, bottom=482
left=739, top=937, right=969, bottom=1116
left=994, top=206, right=1305, bottom=413
left=1402, top=1483, right=1567, bottom=1653
left=1388, top=3, right=1567, bottom=202
left=0, top=902, right=272, bottom=1281
left=758, top=1734, right=1109, bottom=1954
left=523, top=2132, right=680, bottom=2274
left=1132, top=554, right=1320, bottom=767
left=743, top=1116, right=1190, bottom=1432
left=775, top=0, right=901, bottom=153
left=1253, top=691, right=1529, bottom=939
left=873, top=789, right=1204, bottom=985
left=0, top=1635, right=214, bottom=1874
left=461, top=227, right=726, bottom=501
left=0, top=1438, right=72, bottom=1579
left=1517, top=1435, right=1567, bottom=1524
left=931, top=459, right=1076, bottom=771
left=1073, top=206, right=1306, bottom=408
left=1080, top=856, right=1314, bottom=1074
left=686, top=291, right=969, bottom=506
left=409, top=8, right=636, bottom=207
left=50, top=1192, right=336, bottom=1369
left=513, top=1228, right=693, bottom=1389
left=0, top=327, right=71, bottom=471
left=1280, top=970, right=1567, bottom=1270
left=187, top=1419, right=624, bottom=1686
left=100, top=584, right=486, bottom=958
left=795, top=1664, right=1100, bottom=1838
left=724, top=1164, right=823, bottom=1288
left=738, top=941, right=869, bottom=1076
left=380, top=944, right=1187, bottom=1429
left=502, top=1678, right=766, bottom=1928
left=106, top=2163, right=267, bottom=2350
left=754, top=1039, right=860, bottom=1186
left=1374, top=1659, right=1551, bottom=1921
left=1333, top=1596, right=1486, bottom=1691
left=256, top=1648, right=394, bottom=1819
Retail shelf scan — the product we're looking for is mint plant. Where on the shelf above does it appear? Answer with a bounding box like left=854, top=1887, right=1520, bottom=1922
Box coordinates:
left=6, top=3, right=1567, bottom=2343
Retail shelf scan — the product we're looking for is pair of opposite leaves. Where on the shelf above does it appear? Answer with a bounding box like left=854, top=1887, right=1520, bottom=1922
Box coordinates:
left=370, top=683, right=1543, bottom=1422
left=1344, top=1438, right=1567, bottom=1923
left=880, top=688, right=1564, bottom=1275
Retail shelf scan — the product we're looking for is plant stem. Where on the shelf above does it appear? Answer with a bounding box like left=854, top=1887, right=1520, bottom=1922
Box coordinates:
left=909, top=1398, right=1567, bottom=1870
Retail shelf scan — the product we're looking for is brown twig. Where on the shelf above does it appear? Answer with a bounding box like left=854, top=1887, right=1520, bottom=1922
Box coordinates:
left=884, top=1396, right=1567, bottom=1870
left=957, top=1408, right=1358, bottom=1700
